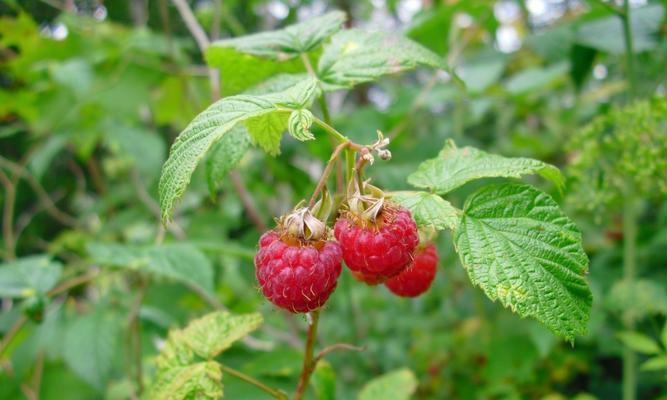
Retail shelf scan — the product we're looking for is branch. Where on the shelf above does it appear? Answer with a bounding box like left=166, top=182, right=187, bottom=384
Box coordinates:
left=313, top=343, right=365, bottom=365
left=0, top=155, right=78, bottom=228
left=0, top=169, right=16, bottom=260
left=171, top=0, right=210, bottom=51
left=219, top=364, right=288, bottom=400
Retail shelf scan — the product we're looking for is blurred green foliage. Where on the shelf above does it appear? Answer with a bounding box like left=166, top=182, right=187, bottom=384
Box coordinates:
left=0, top=0, right=666, bottom=399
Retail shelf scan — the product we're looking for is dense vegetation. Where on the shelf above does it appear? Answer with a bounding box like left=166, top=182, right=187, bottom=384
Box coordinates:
left=1, top=0, right=666, bottom=399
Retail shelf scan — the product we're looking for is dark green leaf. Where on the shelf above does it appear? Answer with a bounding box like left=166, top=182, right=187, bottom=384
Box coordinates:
left=455, top=183, right=591, bottom=341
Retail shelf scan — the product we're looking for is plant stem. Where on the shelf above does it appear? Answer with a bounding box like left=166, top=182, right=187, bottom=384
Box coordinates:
left=318, top=95, right=332, bottom=125
left=308, top=142, right=350, bottom=208
left=219, top=364, right=288, bottom=400
left=621, top=0, right=636, bottom=99
left=311, top=117, right=351, bottom=145
left=294, top=310, right=321, bottom=400
left=622, top=195, right=638, bottom=400
left=0, top=169, right=16, bottom=260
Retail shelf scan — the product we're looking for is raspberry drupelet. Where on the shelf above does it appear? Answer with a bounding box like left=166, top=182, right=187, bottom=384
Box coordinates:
left=385, top=243, right=438, bottom=297
left=334, top=204, right=419, bottom=284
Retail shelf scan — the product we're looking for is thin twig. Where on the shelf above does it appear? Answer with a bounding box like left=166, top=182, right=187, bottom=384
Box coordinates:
left=229, top=170, right=267, bottom=232
left=0, top=155, right=78, bottom=227
left=0, top=315, right=27, bottom=358
left=0, top=169, right=17, bottom=260
left=313, top=343, right=365, bottom=365
left=171, top=0, right=210, bottom=50
left=294, top=310, right=320, bottom=400
left=308, top=141, right=350, bottom=208
left=48, top=270, right=99, bottom=296
left=219, top=364, right=288, bottom=400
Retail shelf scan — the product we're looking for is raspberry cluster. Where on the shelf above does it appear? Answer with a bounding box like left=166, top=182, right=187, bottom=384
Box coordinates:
left=254, top=190, right=439, bottom=313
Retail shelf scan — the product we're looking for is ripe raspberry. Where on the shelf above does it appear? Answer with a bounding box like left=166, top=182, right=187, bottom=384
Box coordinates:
left=255, top=231, right=342, bottom=313
left=334, top=204, right=419, bottom=284
left=385, top=244, right=438, bottom=297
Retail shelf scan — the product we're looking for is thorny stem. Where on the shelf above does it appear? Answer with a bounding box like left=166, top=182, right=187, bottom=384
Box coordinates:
left=219, top=364, right=288, bottom=400
left=308, top=141, right=350, bottom=209
left=294, top=310, right=321, bottom=400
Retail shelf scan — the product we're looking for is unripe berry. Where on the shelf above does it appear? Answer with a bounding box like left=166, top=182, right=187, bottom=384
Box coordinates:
left=385, top=243, right=438, bottom=297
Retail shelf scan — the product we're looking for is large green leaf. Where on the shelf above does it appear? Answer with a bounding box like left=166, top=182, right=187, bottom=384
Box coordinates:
left=408, top=140, right=563, bottom=195
left=158, top=77, right=319, bottom=221
left=208, top=11, right=346, bottom=59
left=205, top=125, right=252, bottom=197
left=156, top=311, right=263, bottom=371
left=63, top=308, right=122, bottom=390
left=358, top=369, right=417, bottom=400
left=87, top=242, right=215, bottom=296
left=0, top=256, right=62, bottom=298
left=454, top=183, right=591, bottom=341
left=148, top=362, right=223, bottom=400
left=391, top=191, right=460, bottom=231
left=317, top=29, right=443, bottom=90
left=575, top=4, right=664, bottom=54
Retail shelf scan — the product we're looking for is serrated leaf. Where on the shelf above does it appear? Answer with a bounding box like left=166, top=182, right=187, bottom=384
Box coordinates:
left=408, top=140, right=564, bottom=195
left=63, top=308, right=121, bottom=390
left=158, top=77, right=319, bottom=221
left=288, top=109, right=315, bottom=141
left=318, top=29, right=443, bottom=90
left=358, top=369, right=417, bottom=400
left=391, top=191, right=460, bottom=231
left=0, top=256, right=62, bottom=298
left=311, top=360, right=336, bottom=400
left=455, top=183, right=591, bottom=341
left=148, top=362, right=223, bottom=400
left=244, top=111, right=290, bottom=155
left=205, top=125, right=251, bottom=197
left=208, top=11, right=346, bottom=59
left=87, top=242, right=215, bottom=296
left=157, top=311, right=263, bottom=371
left=617, top=331, right=661, bottom=355
left=641, top=355, right=667, bottom=372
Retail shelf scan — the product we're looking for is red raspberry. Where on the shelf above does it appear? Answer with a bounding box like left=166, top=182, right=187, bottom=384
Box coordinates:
left=255, top=231, right=342, bottom=313
left=385, top=244, right=438, bottom=297
left=334, top=204, right=419, bottom=284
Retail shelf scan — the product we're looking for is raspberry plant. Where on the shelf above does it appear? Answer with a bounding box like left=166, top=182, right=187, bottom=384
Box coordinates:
left=153, top=10, right=592, bottom=399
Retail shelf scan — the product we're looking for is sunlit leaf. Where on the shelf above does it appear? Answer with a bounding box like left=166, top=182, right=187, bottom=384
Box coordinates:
left=617, top=331, right=661, bottom=355
left=358, top=369, right=417, bottom=400
left=391, top=191, right=460, bottom=231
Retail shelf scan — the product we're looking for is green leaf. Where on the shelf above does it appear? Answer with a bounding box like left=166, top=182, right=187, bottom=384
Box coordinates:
left=358, top=369, right=418, bottom=400
left=157, top=311, right=263, bottom=370
left=208, top=11, right=346, bottom=59
left=148, top=362, right=223, bottom=400
left=617, top=331, right=662, bottom=355
left=205, top=125, right=252, bottom=197
left=0, top=256, right=63, bottom=298
left=606, top=279, right=667, bottom=322
left=641, top=355, right=667, bottom=372
left=662, top=321, right=667, bottom=350
left=575, top=4, right=664, bottom=54
left=454, top=183, right=591, bottom=341
left=391, top=191, right=460, bottom=231
left=318, top=29, right=442, bottom=90
left=244, top=112, right=290, bottom=155
left=206, top=46, right=305, bottom=95
left=87, top=242, right=215, bottom=296
left=408, top=140, right=564, bottom=195
left=63, top=308, right=122, bottom=390
left=288, top=109, right=315, bottom=141
left=504, top=62, right=569, bottom=95
left=158, top=77, right=319, bottom=221
left=311, top=360, right=336, bottom=400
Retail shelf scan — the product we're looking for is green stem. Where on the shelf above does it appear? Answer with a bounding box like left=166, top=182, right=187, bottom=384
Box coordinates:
left=622, top=195, right=638, bottom=400
left=621, top=0, right=637, bottom=99
left=318, top=95, right=332, bottom=125
left=311, top=117, right=350, bottom=144
left=219, top=364, right=288, bottom=400
left=294, top=310, right=321, bottom=400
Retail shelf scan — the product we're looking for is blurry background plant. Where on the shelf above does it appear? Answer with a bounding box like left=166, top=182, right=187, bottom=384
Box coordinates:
left=0, top=0, right=665, bottom=399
